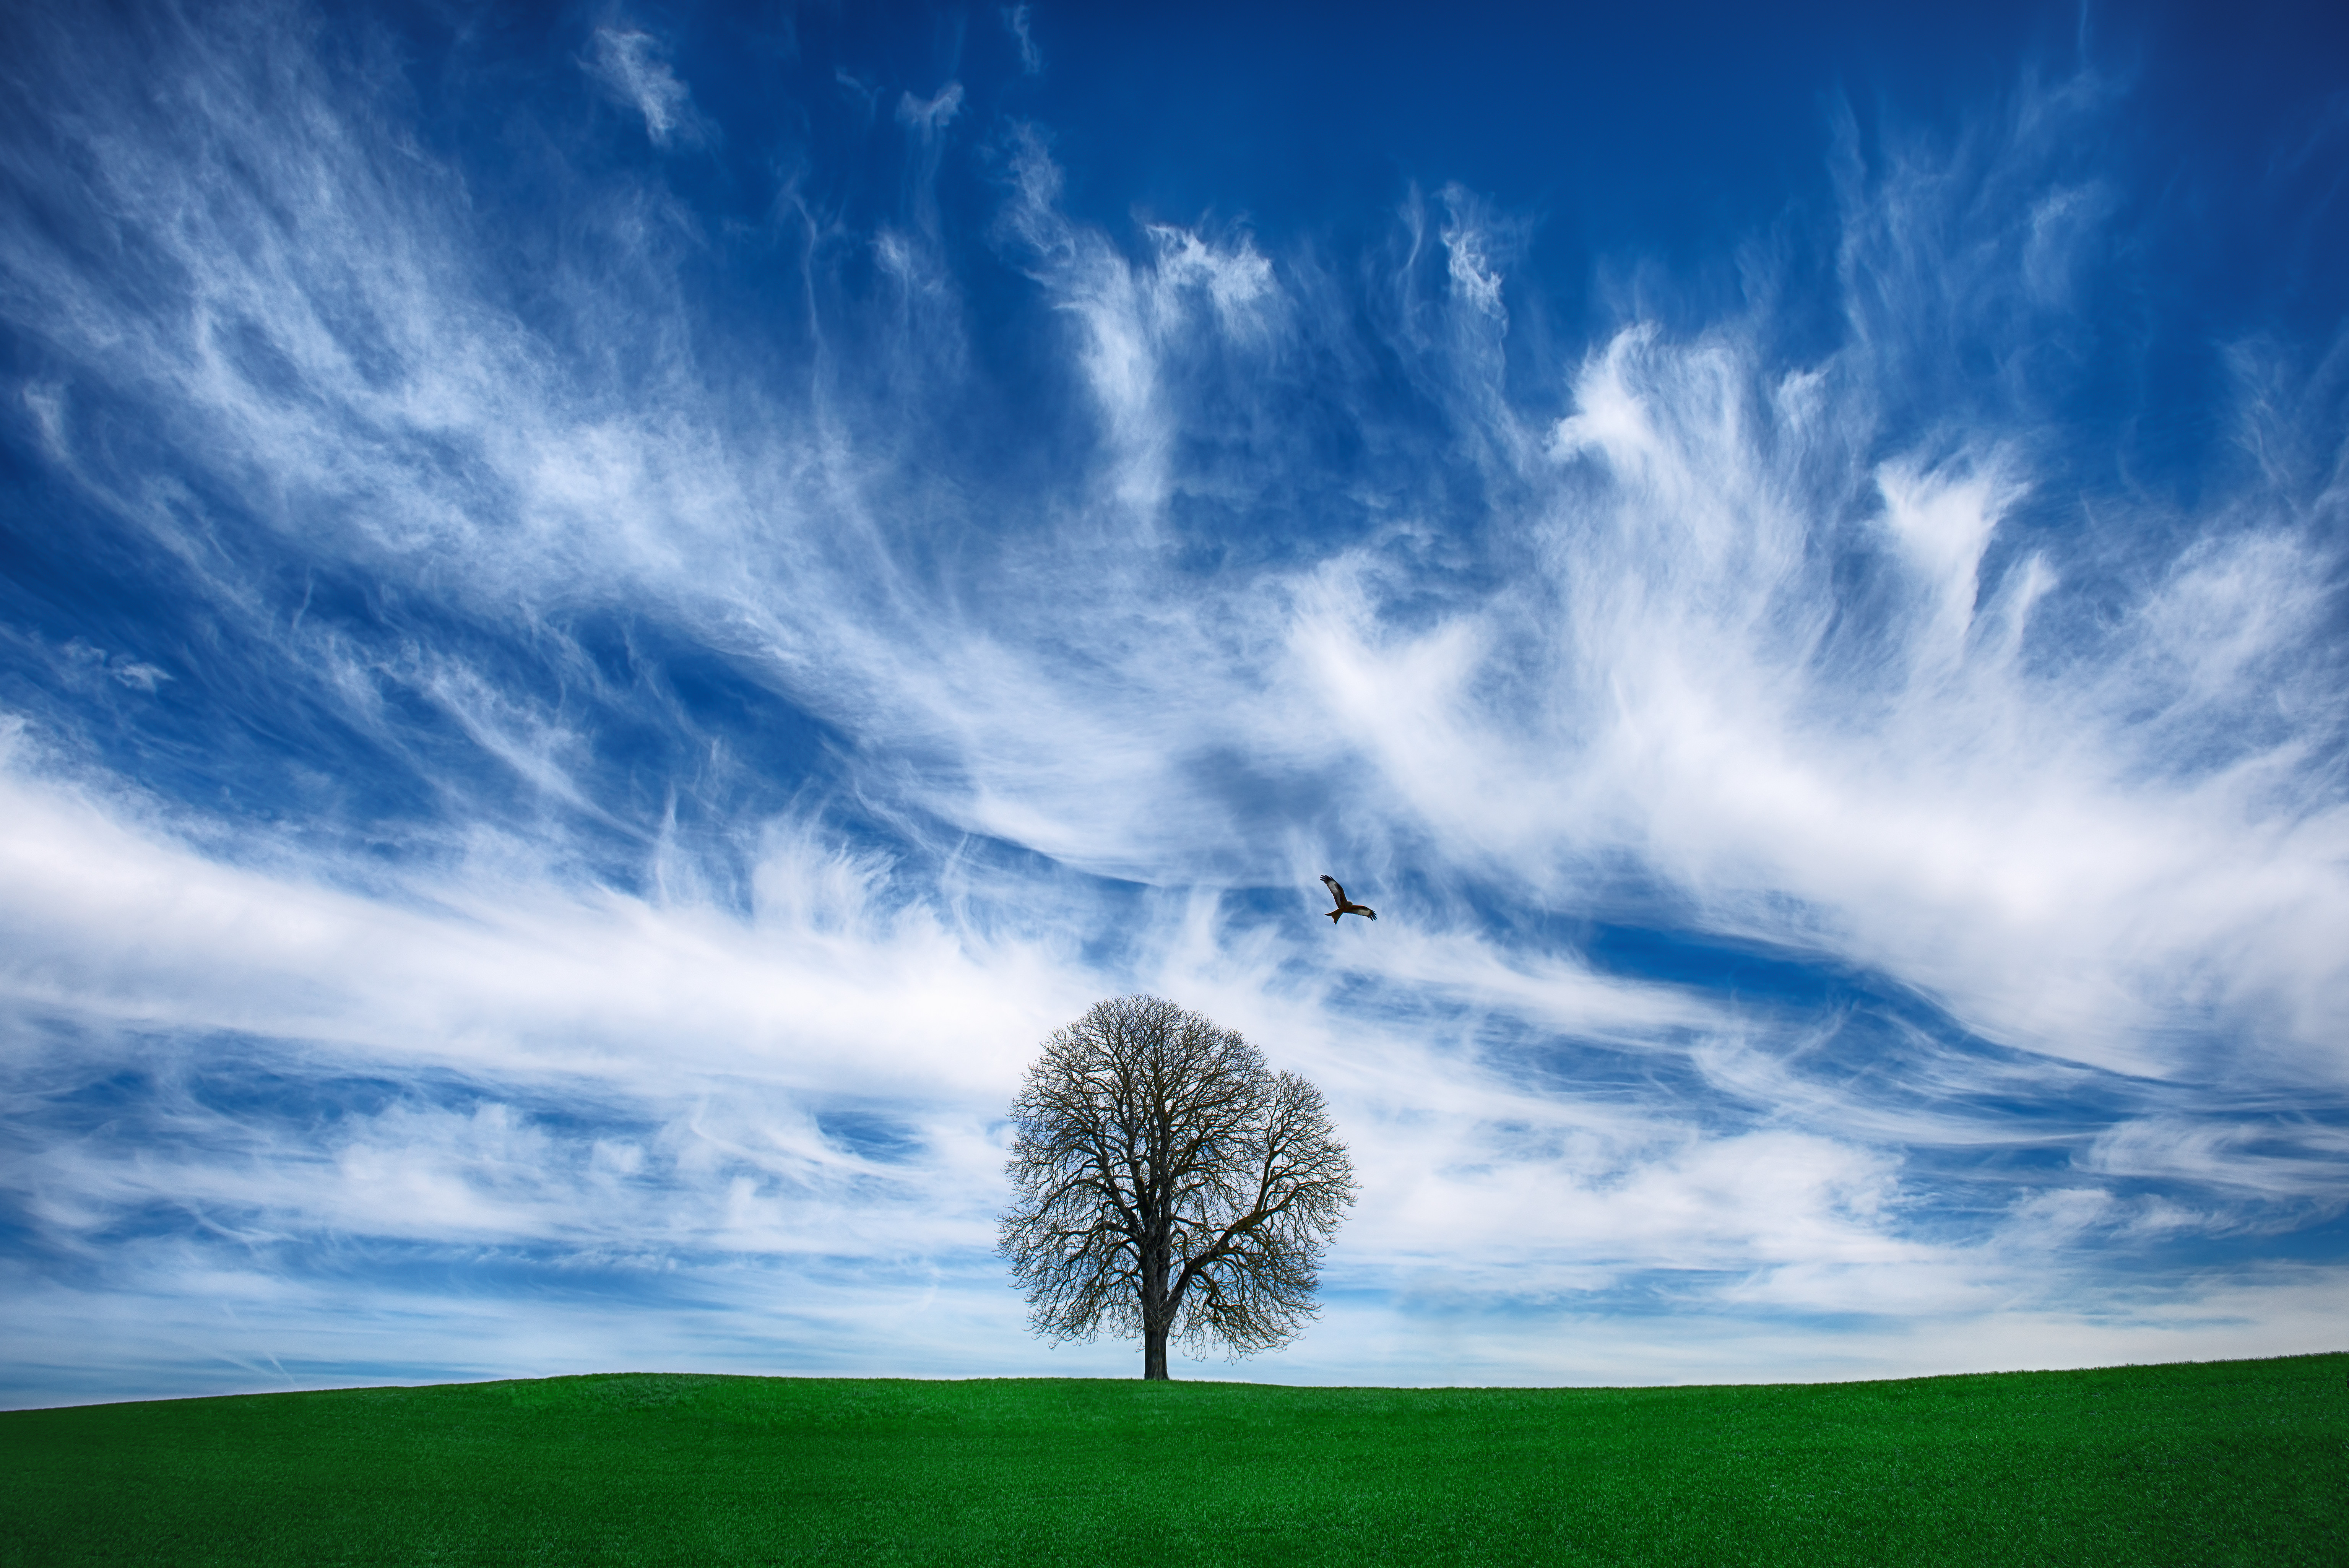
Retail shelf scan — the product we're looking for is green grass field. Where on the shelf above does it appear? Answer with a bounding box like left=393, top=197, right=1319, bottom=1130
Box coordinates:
left=3, top=1352, right=2342, bottom=1565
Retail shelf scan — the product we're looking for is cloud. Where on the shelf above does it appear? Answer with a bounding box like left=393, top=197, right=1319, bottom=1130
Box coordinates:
left=896, top=83, right=965, bottom=137
left=1002, top=6, right=1043, bottom=76
left=1000, top=128, right=1287, bottom=523
left=1514, top=143, right=2349, bottom=1084
left=0, top=9, right=2342, bottom=1403
left=588, top=27, right=703, bottom=149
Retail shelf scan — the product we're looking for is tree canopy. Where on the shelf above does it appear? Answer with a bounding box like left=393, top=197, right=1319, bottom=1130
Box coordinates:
left=998, top=994, right=1356, bottom=1379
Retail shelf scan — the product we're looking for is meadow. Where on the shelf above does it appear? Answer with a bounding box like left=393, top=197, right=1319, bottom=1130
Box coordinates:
left=3, top=1352, right=2341, bottom=1565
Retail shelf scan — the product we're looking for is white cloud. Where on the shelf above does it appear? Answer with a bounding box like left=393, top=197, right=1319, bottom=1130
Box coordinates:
left=896, top=83, right=965, bottom=136
left=1003, top=6, right=1043, bottom=76
left=588, top=28, right=702, bottom=149
left=0, top=16, right=2341, bottom=1403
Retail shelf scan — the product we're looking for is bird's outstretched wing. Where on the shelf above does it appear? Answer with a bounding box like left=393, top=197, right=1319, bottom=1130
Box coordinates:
left=1320, top=874, right=1347, bottom=906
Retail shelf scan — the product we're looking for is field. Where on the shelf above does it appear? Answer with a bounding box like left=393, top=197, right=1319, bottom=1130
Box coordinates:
left=3, top=1352, right=2342, bottom=1565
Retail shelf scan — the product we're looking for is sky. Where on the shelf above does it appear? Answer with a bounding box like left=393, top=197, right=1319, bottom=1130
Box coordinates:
left=1, top=0, right=2345, bottom=1407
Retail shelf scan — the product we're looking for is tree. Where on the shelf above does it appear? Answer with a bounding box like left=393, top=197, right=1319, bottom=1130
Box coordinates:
left=998, top=994, right=1357, bottom=1380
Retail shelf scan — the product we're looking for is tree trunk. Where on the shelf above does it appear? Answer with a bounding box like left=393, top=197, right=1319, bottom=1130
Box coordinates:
left=1140, top=1232, right=1175, bottom=1379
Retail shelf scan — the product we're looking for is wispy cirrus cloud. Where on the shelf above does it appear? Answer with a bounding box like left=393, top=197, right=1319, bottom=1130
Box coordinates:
left=0, top=2, right=2341, bottom=1406
left=588, top=26, right=705, bottom=149
left=1002, top=6, right=1042, bottom=78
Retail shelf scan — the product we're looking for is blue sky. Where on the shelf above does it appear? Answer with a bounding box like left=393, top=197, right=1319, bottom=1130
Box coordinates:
left=2, top=0, right=2345, bottom=1406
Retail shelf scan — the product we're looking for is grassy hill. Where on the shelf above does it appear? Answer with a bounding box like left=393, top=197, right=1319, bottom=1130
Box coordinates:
left=3, top=1352, right=2342, bottom=1565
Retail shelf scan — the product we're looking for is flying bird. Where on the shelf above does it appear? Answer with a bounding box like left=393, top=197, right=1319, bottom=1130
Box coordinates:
left=1320, top=874, right=1376, bottom=923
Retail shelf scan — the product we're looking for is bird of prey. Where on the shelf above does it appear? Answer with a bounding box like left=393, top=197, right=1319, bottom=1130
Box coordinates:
left=1320, top=875, right=1377, bottom=923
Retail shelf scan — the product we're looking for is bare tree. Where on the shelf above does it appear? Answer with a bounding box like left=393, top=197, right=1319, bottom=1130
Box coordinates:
left=998, top=994, right=1356, bottom=1380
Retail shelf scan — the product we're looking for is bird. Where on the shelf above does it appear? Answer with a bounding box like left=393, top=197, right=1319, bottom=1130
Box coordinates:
left=1320, top=874, right=1376, bottom=923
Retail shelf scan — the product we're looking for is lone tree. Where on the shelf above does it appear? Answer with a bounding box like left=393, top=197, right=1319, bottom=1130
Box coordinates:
left=999, top=994, right=1356, bottom=1380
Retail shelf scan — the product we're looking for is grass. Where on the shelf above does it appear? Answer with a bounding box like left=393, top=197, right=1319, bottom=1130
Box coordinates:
left=2, top=1352, right=2343, bottom=1565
